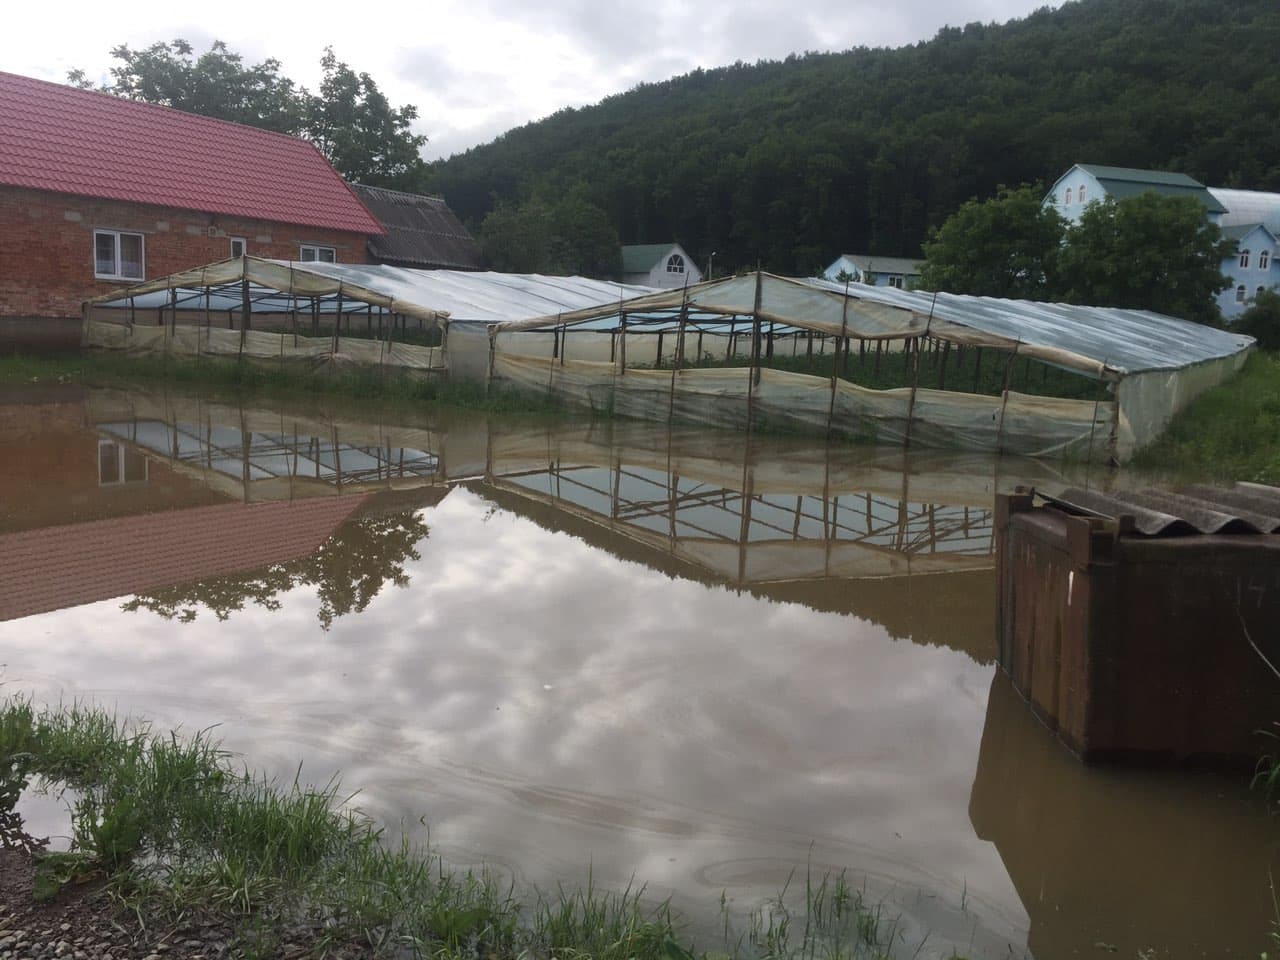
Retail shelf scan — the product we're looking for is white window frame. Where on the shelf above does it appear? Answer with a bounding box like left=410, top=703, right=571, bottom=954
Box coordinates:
left=300, top=244, right=336, bottom=263
left=1236, top=285, right=1247, bottom=303
left=97, top=440, right=149, bottom=486
left=93, top=229, right=146, bottom=281
left=1065, top=187, right=1074, bottom=205
left=1261, top=250, right=1271, bottom=271
left=230, top=237, right=248, bottom=259
left=1240, top=249, right=1251, bottom=269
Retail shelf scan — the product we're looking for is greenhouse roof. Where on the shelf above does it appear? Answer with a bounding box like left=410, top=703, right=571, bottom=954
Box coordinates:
left=497, top=273, right=1254, bottom=378
left=88, top=258, right=655, bottom=325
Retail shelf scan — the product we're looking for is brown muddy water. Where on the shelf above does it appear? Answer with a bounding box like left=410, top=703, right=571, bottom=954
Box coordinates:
left=0, top=384, right=1275, bottom=958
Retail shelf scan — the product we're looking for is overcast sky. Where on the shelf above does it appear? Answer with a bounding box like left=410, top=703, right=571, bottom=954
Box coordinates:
left=7, top=0, right=1060, bottom=160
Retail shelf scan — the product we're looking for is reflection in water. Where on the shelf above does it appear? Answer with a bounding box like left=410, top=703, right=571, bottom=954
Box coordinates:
left=123, top=509, right=432, bottom=629
left=970, top=672, right=1276, bottom=959
left=0, top=386, right=1274, bottom=958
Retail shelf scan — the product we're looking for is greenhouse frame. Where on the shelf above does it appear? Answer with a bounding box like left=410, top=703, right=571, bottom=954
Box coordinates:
left=83, top=257, right=1254, bottom=463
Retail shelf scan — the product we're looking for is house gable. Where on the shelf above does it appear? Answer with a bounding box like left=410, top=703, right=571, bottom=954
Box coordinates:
left=621, top=243, right=701, bottom=289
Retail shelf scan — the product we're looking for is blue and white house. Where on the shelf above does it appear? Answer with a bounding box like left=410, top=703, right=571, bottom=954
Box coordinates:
left=823, top=253, right=923, bottom=289
left=1044, top=165, right=1279, bottom=322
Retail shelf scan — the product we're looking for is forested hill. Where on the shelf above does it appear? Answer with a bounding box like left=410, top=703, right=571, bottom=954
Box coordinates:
left=424, top=0, right=1280, bottom=276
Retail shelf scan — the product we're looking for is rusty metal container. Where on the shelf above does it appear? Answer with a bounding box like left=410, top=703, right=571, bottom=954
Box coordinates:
left=995, top=485, right=1280, bottom=765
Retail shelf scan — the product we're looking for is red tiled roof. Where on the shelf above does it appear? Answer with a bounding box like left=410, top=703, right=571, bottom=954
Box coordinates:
left=0, top=496, right=368, bottom=623
left=0, top=71, right=384, bottom=236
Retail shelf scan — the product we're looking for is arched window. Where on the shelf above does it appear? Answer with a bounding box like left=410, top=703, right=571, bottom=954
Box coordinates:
left=667, top=254, right=685, bottom=274
left=1078, top=185, right=1086, bottom=204
left=1261, top=250, right=1271, bottom=270
left=1240, top=249, right=1251, bottom=269
left=1065, top=187, right=1074, bottom=205
left=1236, top=285, right=1247, bottom=302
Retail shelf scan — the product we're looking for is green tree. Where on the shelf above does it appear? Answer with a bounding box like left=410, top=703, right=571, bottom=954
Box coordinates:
left=307, top=48, right=429, bottom=192
left=72, top=40, right=308, bottom=136
left=1239, top=288, right=1280, bottom=349
left=70, top=41, right=428, bottom=191
left=480, top=189, right=620, bottom=277
left=1054, top=194, right=1234, bottom=324
left=919, top=185, right=1065, bottom=298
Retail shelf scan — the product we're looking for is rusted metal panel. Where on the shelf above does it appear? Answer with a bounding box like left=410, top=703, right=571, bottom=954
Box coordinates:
left=995, top=488, right=1280, bottom=766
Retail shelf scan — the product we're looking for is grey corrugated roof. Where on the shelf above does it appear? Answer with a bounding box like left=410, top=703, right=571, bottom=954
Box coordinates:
left=838, top=254, right=924, bottom=276
left=1211, top=188, right=1280, bottom=233
left=1046, top=483, right=1280, bottom=536
left=1221, top=223, right=1275, bottom=243
left=351, top=184, right=484, bottom=270
left=1076, top=164, right=1227, bottom=214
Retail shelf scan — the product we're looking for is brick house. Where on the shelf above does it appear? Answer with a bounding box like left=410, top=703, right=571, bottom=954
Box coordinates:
left=0, top=70, right=384, bottom=347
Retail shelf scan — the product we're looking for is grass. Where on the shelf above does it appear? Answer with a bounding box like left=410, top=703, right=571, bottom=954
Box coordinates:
left=0, top=352, right=565, bottom=416
left=1134, top=351, right=1280, bottom=484
left=1, top=696, right=900, bottom=960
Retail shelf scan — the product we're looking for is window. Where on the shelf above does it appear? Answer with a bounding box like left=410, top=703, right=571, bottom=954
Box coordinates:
left=300, top=244, right=336, bottom=263
left=1078, top=184, right=1086, bottom=203
left=1236, top=285, right=1247, bottom=303
left=1261, top=250, right=1271, bottom=271
left=93, top=229, right=144, bottom=280
left=230, top=237, right=247, bottom=258
left=1065, top=187, right=1074, bottom=205
left=888, top=276, right=904, bottom=289
left=666, top=253, right=685, bottom=274
left=98, top=441, right=148, bottom=486
left=1240, top=249, right=1251, bottom=269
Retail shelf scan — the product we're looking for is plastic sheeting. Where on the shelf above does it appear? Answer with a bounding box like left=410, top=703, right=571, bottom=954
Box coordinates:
left=84, top=318, right=446, bottom=372
left=494, top=354, right=1115, bottom=461
left=87, top=256, right=653, bottom=326
left=498, top=273, right=1254, bottom=379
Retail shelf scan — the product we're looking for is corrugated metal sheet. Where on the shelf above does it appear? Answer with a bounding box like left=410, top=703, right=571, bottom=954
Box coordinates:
left=352, top=184, right=484, bottom=270
left=1044, top=483, right=1280, bottom=536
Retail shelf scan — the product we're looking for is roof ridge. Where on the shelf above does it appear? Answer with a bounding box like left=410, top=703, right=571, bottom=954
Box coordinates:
left=352, top=182, right=446, bottom=202
left=0, top=69, right=318, bottom=148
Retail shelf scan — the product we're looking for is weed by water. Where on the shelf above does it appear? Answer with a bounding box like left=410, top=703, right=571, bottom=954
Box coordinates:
left=1135, top=350, right=1280, bottom=484
left=0, top=697, right=897, bottom=959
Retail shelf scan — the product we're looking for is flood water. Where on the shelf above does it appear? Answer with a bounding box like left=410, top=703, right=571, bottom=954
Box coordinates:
left=0, top=384, right=1275, bottom=958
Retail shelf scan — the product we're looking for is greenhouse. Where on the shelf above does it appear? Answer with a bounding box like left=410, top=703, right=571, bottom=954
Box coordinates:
left=83, top=258, right=1255, bottom=463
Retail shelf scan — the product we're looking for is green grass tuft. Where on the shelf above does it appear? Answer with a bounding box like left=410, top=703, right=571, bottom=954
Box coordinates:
left=1, top=696, right=898, bottom=959
left=1134, top=351, right=1280, bottom=484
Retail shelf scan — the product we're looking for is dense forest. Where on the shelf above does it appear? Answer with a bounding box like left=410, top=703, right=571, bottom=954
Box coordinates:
left=425, top=0, right=1280, bottom=276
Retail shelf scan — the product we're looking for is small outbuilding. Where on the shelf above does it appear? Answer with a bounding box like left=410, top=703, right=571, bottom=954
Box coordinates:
left=620, top=243, right=702, bottom=289
left=350, top=184, right=484, bottom=271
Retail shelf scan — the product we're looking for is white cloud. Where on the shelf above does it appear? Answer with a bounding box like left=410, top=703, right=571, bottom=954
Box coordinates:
left=3, top=0, right=1059, bottom=160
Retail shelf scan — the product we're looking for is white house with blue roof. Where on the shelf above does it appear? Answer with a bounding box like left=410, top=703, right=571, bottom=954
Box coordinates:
left=1044, top=165, right=1279, bottom=322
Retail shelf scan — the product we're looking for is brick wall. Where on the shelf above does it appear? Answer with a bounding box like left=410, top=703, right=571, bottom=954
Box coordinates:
left=0, top=186, right=373, bottom=319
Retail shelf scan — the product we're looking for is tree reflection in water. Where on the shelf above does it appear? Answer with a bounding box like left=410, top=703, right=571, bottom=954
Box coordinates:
left=121, top=510, right=429, bottom=630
